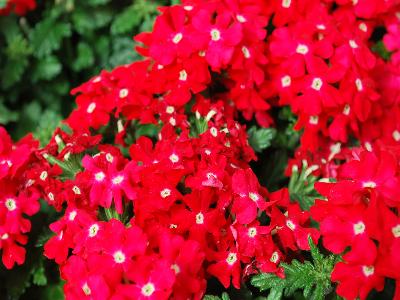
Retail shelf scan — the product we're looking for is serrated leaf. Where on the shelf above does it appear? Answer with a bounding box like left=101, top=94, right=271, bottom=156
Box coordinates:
left=30, top=19, right=71, bottom=58
left=33, top=110, right=62, bottom=146
left=108, top=36, right=139, bottom=68
left=248, top=126, right=277, bottom=152
left=72, top=7, right=112, bottom=34
left=221, top=292, right=230, bottom=300
left=32, top=55, right=62, bottom=82
left=2, top=57, right=28, bottom=88
left=72, top=42, right=94, bottom=71
left=266, top=288, right=283, bottom=300
left=111, top=5, right=142, bottom=35
left=32, top=265, right=47, bottom=286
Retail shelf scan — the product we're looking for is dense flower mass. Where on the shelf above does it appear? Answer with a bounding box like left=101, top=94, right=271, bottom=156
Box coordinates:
left=1, top=0, right=400, bottom=299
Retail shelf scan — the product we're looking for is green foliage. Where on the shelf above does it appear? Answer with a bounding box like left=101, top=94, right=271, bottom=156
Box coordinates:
left=251, top=237, right=340, bottom=300
left=288, top=161, right=322, bottom=211
left=248, top=126, right=277, bottom=153
left=372, top=41, right=391, bottom=61
left=0, top=0, right=170, bottom=141
left=204, top=292, right=231, bottom=300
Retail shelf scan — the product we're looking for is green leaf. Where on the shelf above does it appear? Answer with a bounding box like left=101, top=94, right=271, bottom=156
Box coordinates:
left=288, top=161, right=321, bottom=210
left=0, top=102, right=19, bottom=124
left=111, top=5, right=142, bottom=35
left=1, top=33, right=31, bottom=88
left=134, top=123, right=160, bottom=140
left=2, top=56, right=29, bottom=88
left=72, top=42, right=94, bottom=71
left=30, top=19, right=71, bottom=58
left=86, top=0, right=111, bottom=5
left=221, top=292, right=230, bottom=300
left=248, top=126, right=277, bottom=153
left=33, top=109, right=62, bottom=146
left=251, top=237, right=340, bottom=300
left=108, top=36, right=139, bottom=67
left=72, top=7, right=112, bottom=34
left=204, top=296, right=221, bottom=300
left=41, top=283, right=64, bottom=300
left=32, top=265, right=47, bottom=286
left=32, top=55, right=62, bottom=82
left=372, top=41, right=391, bottom=61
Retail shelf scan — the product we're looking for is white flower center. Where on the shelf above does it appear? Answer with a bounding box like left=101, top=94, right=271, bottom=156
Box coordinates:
left=282, top=0, right=291, bottom=8
left=249, top=192, right=259, bottom=202
left=355, top=78, right=363, bottom=91
left=236, top=14, right=246, bottom=23
left=169, top=117, right=176, bottom=126
left=88, top=224, right=99, bottom=237
left=349, top=40, right=358, bottom=49
left=87, top=103, right=96, bottom=114
left=196, top=212, right=204, bottom=224
left=171, top=263, right=180, bottom=274
left=353, top=221, right=366, bottom=235
left=172, top=33, right=183, bottom=44
left=210, top=29, right=221, bottom=41
left=226, top=252, right=238, bottom=265
left=69, top=211, right=77, bottom=221
left=95, top=172, right=105, bottom=182
left=242, top=46, right=251, bottom=59
left=106, top=153, right=114, bottom=163
left=1, top=233, right=9, bottom=240
left=343, top=104, right=351, bottom=115
left=169, top=153, right=179, bottom=163
left=286, top=220, right=296, bottom=231
left=359, top=23, right=367, bottom=32
left=296, top=44, right=309, bottom=55
left=281, top=75, right=291, bottom=88
left=309, top=115, right=319, bottom=125
left=113, top=250, right=126, bottom=264
left=179, top=70, right=187, bottom=81
left=166, top=106, right=175, bottom=114
left=392, top=224, right=400, bottom=238
left=392, top=130, right=400, bottom=142
left=311, top=78, right=323, bottom=91
left=270, top=251, right=279, bottom=263
left=82, top=283, right=91, bottom=296
left=210, top=127, right=218, bottom=137
left=248, top=227, right=257, bottom=238
left=362, top=265, right=374, bottom=277
left=363, top=181, right=376, bottom=189
left=40, top=171, right=48, bottom=181
left=160, top=188, right=171, bottom=198
left=48, top=192, right=54, bottom=201
left=141, top=283, right=155, bottom=297
left=72, top=186, right=81, bottom=195
left=112, top=175, right=124, bottom=185
left=119, top=89, right=129, bottom=98
left=5, top=198, right=16, bottom=211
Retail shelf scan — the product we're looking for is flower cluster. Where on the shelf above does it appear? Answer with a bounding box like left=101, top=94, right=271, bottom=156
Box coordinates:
left=1, top=0, right=400, bottom=299
left=43, top=100, right=319, bottom=299
left=0, top=0, right=36, bottom=16
left=312, top=147, right=400, bottom=300
left=0, top=127, right=40, bottom=269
